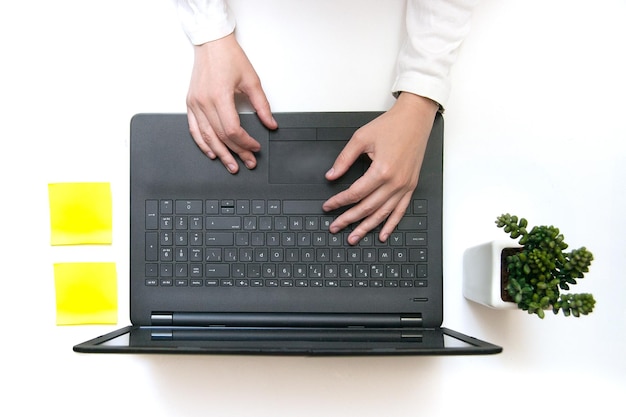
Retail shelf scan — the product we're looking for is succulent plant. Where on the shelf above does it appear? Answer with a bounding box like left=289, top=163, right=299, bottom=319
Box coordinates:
left=496, top=214, right=596, bottom=318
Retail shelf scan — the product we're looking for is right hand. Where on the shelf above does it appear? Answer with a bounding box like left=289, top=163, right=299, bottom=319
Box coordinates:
left=186, top=33, right=277, bottom=174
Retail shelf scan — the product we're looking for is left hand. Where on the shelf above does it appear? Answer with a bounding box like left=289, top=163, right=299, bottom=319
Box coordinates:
left=322, top=92, right=438, bottom=245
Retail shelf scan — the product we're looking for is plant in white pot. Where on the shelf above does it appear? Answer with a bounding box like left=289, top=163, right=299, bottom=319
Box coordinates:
left=464, top=214, right=596, bottom=318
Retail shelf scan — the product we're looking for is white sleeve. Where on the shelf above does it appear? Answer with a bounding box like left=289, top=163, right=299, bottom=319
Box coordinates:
left=176, top=0, right=236, bottom=45
left=392, top=0, right=477, bottom=109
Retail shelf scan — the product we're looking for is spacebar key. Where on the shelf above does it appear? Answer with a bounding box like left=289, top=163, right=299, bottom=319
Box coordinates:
left=283, top=200, right=326, bottom=214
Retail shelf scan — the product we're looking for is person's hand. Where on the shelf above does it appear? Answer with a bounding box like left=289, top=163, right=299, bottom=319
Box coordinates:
left=323, top=92, right=438, bottom=245
left=186, top=33, right=277, bottom=174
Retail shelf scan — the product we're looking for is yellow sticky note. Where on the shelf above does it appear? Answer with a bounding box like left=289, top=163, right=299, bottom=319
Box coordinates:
left=54, top=262, right=118, bottom=325
left=48, top=182, right=113, bottom=245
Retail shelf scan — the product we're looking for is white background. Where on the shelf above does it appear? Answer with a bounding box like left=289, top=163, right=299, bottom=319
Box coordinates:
left=1, top=1, right=624, bottom=416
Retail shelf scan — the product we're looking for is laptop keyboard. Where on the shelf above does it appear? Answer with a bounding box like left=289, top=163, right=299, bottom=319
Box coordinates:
left=144, top=199, right=429, bottom=289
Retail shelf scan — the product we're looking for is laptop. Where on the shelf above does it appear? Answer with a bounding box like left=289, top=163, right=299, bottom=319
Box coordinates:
left=74, top=112, right=501, bottom=355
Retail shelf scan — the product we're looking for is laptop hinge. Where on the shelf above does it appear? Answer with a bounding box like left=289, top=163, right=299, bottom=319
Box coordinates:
left=151, top=312, right=422, bottom=328
left=151, top=313, right=173, bottom=326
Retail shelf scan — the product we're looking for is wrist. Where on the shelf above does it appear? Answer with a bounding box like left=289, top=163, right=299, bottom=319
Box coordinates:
left=395, top=91, right=439, bottom=117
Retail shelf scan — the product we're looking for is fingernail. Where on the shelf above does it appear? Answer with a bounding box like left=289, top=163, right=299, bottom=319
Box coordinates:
left=325, top=167, right=334, bottom=177
left=349, top=235, right=361, bottom=245
left=245, top=160, right=255, bottom=169
left=227, top=164, right=237, bottom=173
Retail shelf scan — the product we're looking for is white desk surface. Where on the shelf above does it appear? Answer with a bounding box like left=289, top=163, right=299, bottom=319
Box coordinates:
left=1, top=1, right=624, bottom=415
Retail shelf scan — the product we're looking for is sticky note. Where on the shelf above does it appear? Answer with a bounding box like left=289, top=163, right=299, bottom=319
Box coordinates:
left=54, top=262, right=117, bottom=325
left=48, top=182, right=112, bottom=245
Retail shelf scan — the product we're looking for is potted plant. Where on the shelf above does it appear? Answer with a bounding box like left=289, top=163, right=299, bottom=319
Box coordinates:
left=463, top=214, right=596, bottom=318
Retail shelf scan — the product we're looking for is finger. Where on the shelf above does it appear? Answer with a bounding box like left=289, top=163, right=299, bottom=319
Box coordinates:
left=326, top=171, right=389, bottom=233
left=325, top=134, right=365, bottom=182
left=191, top=104, right=242, bottom=174
left=212, top=98, right=262, bottom=169
left=199, top=124, right=241, bottom=174
left=187, top=109, right=216, bottom=159
left=377, top=192, right=412, bottom=242
left=338, top=192, right=401, bottom=245
left=190, top=95, right=259, bottom=172
left=244, top=81, right=278, bottom=130
left=323, top=165, right=385, bottom=213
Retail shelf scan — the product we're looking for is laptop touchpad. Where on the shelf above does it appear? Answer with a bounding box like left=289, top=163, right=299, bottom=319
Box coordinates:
left=269, top=141, right=367, bottom=184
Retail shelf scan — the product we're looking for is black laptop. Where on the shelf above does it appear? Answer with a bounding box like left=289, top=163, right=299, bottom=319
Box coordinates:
left=74, top=112, right=501, bottom=355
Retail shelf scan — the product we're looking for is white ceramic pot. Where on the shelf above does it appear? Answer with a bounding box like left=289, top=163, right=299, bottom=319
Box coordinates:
left=462, top=240, right=520, bottom=309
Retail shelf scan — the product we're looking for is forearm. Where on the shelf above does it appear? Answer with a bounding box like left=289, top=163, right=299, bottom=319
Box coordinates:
left=176, top=0, right=236, bottom=45
left=393, top=0, right=478, bottom=109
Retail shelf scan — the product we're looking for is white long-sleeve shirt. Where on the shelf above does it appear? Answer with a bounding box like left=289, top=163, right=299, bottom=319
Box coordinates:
left=176, top=0, right=476, bottom=108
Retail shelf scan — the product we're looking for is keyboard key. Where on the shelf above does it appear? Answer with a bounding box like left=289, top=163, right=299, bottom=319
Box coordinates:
left=410, top=248, right=428, bottom=262
left=160, top=200, right=173, bottom=215
left=398, top=216, right=427, bottom=230
left=176, top=200, right=203, bottom=214
left=268, top=200, right=281, bottom=214
left=413, top=200, right=428, bottom=214
left=160, top=216, right=173, bottom=230
left=236, top=200, right=250, bottom=215
left=205, top=216, right=241, bottom=230
left=160, top=247, right=172, bottom=261
left=283, top=200, right=325, bottom=214
left=205, top=264, right=229, bottom=277
left=205, top=232, right=234, bottom=246
left=190, top=216, right=203, bottom=229
left=146, top=200, right=159, bottom=229
left=267, top=200, right=281, bottom=214
left=252, top=200, right=265, bottom=214
left=160, top=264, right=172, bottom=277
left=175, top=216, right=188, bottom=230
left=145, top=232, right=158, bottom=261
left=145, top=263, right=158, bottom=277
left=206, top=200, right=219, bottom=214
left=406, top=232, right=427, bottom=246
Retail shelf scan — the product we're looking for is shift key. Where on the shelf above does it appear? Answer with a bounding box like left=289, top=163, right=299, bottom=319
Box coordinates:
left=205, top=216, right=241, bottom=230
